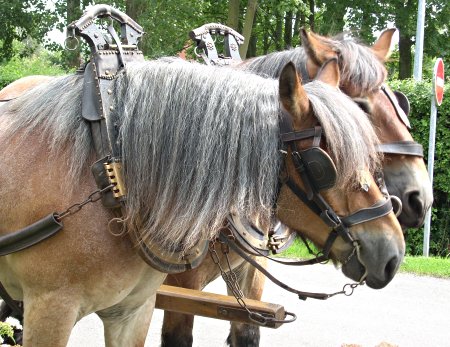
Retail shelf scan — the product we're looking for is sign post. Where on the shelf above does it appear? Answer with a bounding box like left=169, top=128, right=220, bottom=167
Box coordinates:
left=423, top=58, right=444, bottom=256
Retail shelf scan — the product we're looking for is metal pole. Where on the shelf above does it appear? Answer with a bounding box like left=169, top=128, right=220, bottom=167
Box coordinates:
left=423, top=94, right=437, bottom=256
left=413, top=0, right=426, bottom=81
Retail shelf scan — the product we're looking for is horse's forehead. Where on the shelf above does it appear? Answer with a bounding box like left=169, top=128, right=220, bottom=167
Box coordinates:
left=369, top=89, right=413, bottom=140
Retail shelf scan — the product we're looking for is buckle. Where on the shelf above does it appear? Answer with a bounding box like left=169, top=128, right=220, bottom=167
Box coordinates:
left=320, top=210, right=341, bottom=228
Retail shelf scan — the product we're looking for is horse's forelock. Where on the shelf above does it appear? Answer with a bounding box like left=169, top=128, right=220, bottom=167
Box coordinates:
left=336, top=39, right=387, bottom=95
left=304, top=81, right=381, bottom=189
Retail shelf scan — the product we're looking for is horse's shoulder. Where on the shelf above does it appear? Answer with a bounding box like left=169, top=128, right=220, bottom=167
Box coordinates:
left=0, top=75, right=54, bottom=101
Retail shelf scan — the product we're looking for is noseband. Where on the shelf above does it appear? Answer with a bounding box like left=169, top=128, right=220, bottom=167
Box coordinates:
left=278, top=108, right=394, bottom=264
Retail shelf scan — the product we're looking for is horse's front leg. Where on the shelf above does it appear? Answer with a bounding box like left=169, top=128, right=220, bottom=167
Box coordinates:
left=227, top=256, right=267, bottom=347
left=22, top=289, right=80, bottom=347
left=160, top=272, right=200, bottom=347
left=97, top=270, right=166, bottom=347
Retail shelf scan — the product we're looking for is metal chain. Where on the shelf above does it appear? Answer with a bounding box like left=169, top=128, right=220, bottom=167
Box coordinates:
left=209, top=238, right=277, bottom=326
left=56, top=185, right=114, bottom=221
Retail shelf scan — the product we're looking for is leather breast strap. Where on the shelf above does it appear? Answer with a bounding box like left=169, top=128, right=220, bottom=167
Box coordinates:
left=0, top=214, right=62, bottom=257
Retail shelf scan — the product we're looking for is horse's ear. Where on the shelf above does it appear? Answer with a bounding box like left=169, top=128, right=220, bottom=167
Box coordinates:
left=372, top=28, right=396, bottom=62
left=279, top=62, right=310, bottom=119
left=315, top=58, right=340, bottom=88
left=300, top=28, right=338, bottom=66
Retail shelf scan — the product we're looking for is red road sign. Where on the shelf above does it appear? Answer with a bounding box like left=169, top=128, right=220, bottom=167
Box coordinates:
left=434, top=58, right=444, bottom=106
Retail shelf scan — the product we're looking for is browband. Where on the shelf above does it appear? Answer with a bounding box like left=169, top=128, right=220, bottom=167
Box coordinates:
left=377, top=141, right=424, bottom=157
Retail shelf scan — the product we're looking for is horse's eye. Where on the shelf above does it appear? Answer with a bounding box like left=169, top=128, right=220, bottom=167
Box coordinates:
left=352, top=97, right=372, bottom=114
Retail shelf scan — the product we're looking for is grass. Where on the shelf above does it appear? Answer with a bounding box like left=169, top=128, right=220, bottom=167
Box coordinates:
left=399, top=256, right=450, bottom=278
left=279, top=239, right=450, bottom=279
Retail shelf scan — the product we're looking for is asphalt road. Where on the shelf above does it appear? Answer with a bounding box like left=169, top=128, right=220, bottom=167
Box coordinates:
left=68, top=261, right=450, bottom=347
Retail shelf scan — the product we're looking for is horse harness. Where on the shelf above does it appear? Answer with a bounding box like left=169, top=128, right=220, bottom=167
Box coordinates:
left=0, top=15, right=407, bottom=319
left=192, top=24, right=399, bottom=295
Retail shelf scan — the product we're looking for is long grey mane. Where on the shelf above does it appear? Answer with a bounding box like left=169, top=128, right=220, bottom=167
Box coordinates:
left=240, top=34, right=386, bottom=95
left=1, top=58, right=379, bottom=252
left=115, top=59, right=280, bottom=250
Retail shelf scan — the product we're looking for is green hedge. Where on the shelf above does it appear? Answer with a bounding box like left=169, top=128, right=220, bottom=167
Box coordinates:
left=0, top=49, right=66, bottom=89
left=388, top=78, right=450, bottom=256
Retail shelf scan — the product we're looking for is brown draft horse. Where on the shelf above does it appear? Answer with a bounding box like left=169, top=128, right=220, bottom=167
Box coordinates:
left=160, top=28, right=432, bottom=347
left=0, top=55, right=404, bottom=347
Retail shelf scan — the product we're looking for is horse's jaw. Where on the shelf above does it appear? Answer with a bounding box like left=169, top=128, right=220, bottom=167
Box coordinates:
left=341, top=222, right=405, bottom=289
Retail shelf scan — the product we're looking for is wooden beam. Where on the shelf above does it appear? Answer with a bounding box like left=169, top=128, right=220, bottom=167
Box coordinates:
left=155, top=285, right=286, bottom=328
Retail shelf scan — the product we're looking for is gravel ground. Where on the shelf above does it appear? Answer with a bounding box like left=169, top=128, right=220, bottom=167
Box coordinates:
left=68, top=261, right=450, bottom=347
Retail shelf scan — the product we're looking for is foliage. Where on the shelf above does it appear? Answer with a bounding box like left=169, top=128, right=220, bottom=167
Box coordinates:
left=0, top=321, right=15, bottom=345
left=399, top=256, right=450, bottom=278
left=282, top=239, right=450, bottom=278
left=0, top=0, right=59, bottom=61
left=0, top=41, right=67, bottom=88
left=388, top=77, right=450, bottom=257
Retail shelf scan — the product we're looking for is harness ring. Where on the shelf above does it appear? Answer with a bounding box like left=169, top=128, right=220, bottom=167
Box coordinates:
left=64, top=35, right=79, bottom=51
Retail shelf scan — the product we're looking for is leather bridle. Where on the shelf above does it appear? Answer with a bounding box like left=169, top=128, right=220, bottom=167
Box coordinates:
left=218, top=107, right=396, bottom=301
left=376, top=85, right=424, bottom=158
left=298, top=61, right=424, bottom=159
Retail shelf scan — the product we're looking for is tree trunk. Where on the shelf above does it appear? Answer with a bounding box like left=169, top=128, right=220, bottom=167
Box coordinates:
left=274, top=7, right=283, bottom=51
left=309, top=0, right=315, bottom=31
left=239, top=0, right=258, bottom=58
left=284, top=11, right=293, bottom=49
left=394, top=0, right=413, bottom=79
left=263, top=10, right=270, bottom=54
left=398, top=33, right=413, bottom=79
left=247, top=33, right=257, bottom=57
left=227, top=0, right=240, bottom=30
left=293, top=10, right=304, bottom=43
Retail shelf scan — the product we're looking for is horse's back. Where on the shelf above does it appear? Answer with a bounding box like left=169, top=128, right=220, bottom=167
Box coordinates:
left=0, top=75, right=54, bottom=101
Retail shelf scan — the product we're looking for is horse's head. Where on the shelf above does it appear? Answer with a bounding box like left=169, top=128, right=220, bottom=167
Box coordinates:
left=276, top=60, right=405, bottom=289
left=300, top=28, right=433, bottom=228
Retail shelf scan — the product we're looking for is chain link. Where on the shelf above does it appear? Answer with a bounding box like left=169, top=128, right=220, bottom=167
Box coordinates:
left=210, top=233, right=365, bottom=317
left=209, top=237, right=274, bottom=326
left=56, top=185, right=114, bottom=220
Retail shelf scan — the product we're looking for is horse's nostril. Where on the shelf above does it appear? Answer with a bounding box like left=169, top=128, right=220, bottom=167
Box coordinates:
left=384, top=255, right=399, bottom=280
left=407, top=191, right=424, bottom=215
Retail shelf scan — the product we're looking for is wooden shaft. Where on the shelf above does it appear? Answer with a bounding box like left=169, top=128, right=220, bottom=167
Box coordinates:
left=155, top=285, right=286, bottom=329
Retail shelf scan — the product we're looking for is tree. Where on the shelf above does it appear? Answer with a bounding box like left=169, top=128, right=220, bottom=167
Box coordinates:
left=0, top=0, right=58, bottom=61
left=240, top=0, right=258, bottom=58
left=227, top=0, right=240, bottom=30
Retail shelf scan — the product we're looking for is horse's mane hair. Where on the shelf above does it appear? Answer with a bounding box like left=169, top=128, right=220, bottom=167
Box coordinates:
left=1, top=75, right=93, bottom=182
left=1, top=58, right=379, bottom=252
left=239, top=48, right=309, bottom=80
left=240, top=33, right=386, bottom=95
